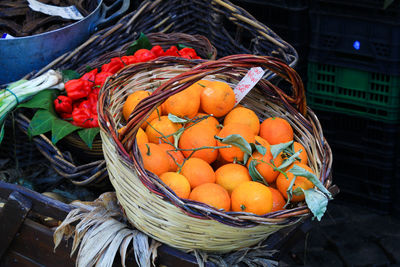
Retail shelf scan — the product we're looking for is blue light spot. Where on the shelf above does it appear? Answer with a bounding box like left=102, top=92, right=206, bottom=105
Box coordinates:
left=353, top=41, right=360, bottom=50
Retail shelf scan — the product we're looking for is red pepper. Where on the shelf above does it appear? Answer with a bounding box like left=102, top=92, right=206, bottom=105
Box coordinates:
left=163, top=46, right=179, bottom=57
left=60, top=112, right=72, bottom=120
left=178, top=47, right=198, bottom=59
left=122, top=55, right=138, bottom=65
left=72, top=108, right=98, bottom=128
left=80, top=68, right=98, bottom=83
left=134, top=49, right=156, bottom=62
left=86, top=114, right=99, bottom=128
left=88, top=93, right=98, bottom=115
left=151, top=45, right=164, bottom=57
left=102, top=58, right=124, bottom=74
left=79, top=99, right=92, bottom=111
left=54, top=95, right=72, bottom=114
left=92, top=87, right=100, bottom=96
left=94, top=72, right=113, bottom=87
left=65, top=79, right=92, bottom=101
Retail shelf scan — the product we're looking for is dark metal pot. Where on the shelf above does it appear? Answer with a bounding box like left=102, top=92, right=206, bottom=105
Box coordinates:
left=0, top=0, right=130, bottom=85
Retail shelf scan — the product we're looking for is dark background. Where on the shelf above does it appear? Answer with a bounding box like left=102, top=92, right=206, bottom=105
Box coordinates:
left=229, top=0, right=400, bottom=266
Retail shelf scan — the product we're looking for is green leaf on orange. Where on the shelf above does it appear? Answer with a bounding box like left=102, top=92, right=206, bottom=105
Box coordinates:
left=215, top=134, right=252, bottom=156
left=277, top=150, right=302, bottom=170
left=288, top=164, right=332, bottom=198
left=248, top=159, right=267, bottom=185
left=270, top=141, right=293, bottom=160
left=302, top=188, right=329, bottom=221
left=168, top=114, right=189, bottom=124
left=285, top=174, right=297, bottom=207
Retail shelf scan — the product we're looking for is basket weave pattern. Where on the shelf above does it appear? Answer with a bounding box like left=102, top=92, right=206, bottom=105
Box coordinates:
left=98, top=55, right=333, bottom=252
left=30, top=0, right=297, bottom=79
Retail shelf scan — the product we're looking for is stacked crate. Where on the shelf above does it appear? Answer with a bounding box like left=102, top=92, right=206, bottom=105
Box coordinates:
left=230, top=0, right=310, bottom=80
left=307, top=0, right=400, bottom=214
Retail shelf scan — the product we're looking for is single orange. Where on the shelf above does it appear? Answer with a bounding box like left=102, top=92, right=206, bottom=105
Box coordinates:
left=189, top=183, right=231, bottom=211
left=138, top=143, right=170, bottom=177
left=193, top=79, right=213, bottom=96
left=215, top=163, right=251, bottom=195
left=247, top=151, right=283, bottom=184
left=259, top=117, right=294, bottom=145
left=122, top=90, right=161, bottom=125
left=187, top=113, right=220, bottom=136
left=200, top=80, right=236, bottom=117
left=180, top=158, right=216, bottom=189
left=231, top=181, right=273, bottom=215
left=159, top=172, right=191, bottom=199
left=217, top=123, right=255, bottom=163
left=136, top=127, right=149, bottom=146
left=276, top=163, right=315, bottom=202
left=158, top=143, right=185, bottom=172
left=164, top=86, right=200, bottom=118
left=178, top=123, right=218, bottom=164
left=269, top=187, right=286, bottom=212
left=292, top=141, right=308, bottom=165
left=145, top=116, right=182, bottom=144
left=224, top=107, right=260, bottom=135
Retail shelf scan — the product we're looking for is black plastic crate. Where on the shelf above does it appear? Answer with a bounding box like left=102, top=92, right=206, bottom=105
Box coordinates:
left=308, top=9, right=400, bottom=75
left=231, top=0, right=310, bottom=53
left=232, top=0, right=308, bottom=9
left=312, top=109, right=399, bottom=214
left=394, top=158, right=400, bottom=217
left=314, top=110, right=400, bottom=158
left=313, top=0, right=400, bottom=16
left=334, top=189, right=393, bottom=215
left=329, top=145, right=395, bottom=215
left=332, top=146, right=394, bottom=199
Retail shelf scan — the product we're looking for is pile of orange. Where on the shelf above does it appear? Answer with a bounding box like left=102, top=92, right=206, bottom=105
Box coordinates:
left=122, top=79, right=316, bottom=215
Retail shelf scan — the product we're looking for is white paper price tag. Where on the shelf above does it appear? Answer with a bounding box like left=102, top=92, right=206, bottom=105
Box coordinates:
left=233, top=67, right=265, bottom=105
left=27, top=0, right=84, bottom=20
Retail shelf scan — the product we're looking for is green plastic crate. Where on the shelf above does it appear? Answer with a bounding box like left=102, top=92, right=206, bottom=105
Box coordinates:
left=306, top=62, right=400, bottom=122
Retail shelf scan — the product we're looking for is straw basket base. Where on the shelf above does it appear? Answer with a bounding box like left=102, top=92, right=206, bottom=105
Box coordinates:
left=102, top=132, right=302, bottom=253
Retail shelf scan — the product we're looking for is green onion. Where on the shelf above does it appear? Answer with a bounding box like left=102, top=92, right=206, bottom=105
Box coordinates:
left=0, top=70, right=64, bottom=143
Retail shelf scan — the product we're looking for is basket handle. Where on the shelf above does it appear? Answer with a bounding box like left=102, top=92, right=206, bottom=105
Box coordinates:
left=119, top=55, right=307, bottom=149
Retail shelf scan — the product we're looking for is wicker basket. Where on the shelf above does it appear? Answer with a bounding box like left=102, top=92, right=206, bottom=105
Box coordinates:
left=16, top=32, right=217, bottom=186
left=27, top=0, right=297, bottom=79
left=15, top=113, right=108, bottom=187
left=98, top=55, right=334, bottom=253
